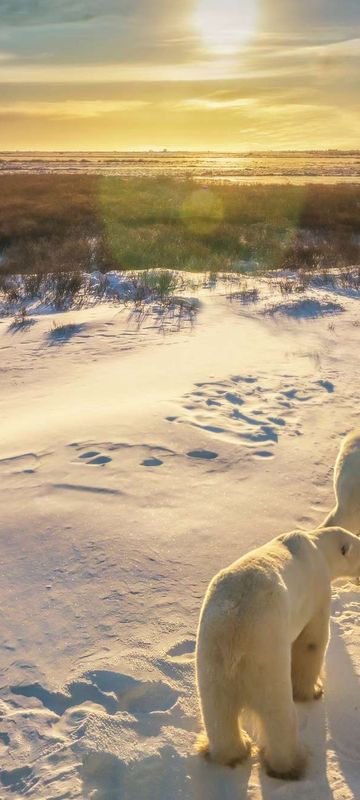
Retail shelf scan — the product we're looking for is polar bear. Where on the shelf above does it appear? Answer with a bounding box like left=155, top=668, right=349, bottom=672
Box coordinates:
left=323, top=429, right=360, bottom=534
left=196, top=526, right=360, bottom=780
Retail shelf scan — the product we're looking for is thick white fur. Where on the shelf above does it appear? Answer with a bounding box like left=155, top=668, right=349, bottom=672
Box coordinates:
left=323, top=429, right=360, bottom=534
left=196, top=527, right=360, bottom=779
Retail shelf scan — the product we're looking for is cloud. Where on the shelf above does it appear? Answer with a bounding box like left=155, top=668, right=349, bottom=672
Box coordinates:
left=179, top=97, right=257, bottom=110
left=260, top=0, right=360, bottom=32
left=0, top=1, right=199, bottom=70
left=0, top=56, right=246, bottom=84
left=0, top=99, right=149, bottom=118
left=0, top=51, right=16, bottom=61
left=0, top=1, right=129, bottom=26
left=1, top=0, right=359, bottom=34
left=0, top=0, right=193, bottom=33
left=1, top=92, right=358, bottom=152
left=1, top=1, right=359, bottom=74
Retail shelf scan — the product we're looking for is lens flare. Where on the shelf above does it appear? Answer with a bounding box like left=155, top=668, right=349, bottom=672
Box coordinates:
left=181, top=189, right=223, bottom=235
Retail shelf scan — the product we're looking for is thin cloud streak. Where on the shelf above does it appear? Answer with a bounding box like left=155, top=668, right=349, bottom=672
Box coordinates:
left=0, top=99, right=150, bottom=118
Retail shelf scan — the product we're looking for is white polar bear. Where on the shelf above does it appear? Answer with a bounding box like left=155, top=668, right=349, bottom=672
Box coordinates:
left=195, top=526, right=360, bottom=780
left=323, top=429, right=360, bottom=534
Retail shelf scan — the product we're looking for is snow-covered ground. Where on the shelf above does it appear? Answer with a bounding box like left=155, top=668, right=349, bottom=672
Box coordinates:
left=0, top=272, right=359, bottom=799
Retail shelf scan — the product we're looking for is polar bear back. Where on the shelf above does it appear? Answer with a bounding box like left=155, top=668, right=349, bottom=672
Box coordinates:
left=198, top=531, right=330, bottom=655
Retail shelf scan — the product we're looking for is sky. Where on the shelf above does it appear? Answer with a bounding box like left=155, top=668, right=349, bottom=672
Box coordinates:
left=0, top=0, right=359, bottom=151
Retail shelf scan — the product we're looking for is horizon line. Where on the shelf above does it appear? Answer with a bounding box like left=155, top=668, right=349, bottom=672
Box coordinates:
left=1, top=148, right=360, bottom=155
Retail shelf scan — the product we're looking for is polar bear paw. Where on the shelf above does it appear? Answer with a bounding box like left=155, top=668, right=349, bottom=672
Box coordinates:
left=196, top=730, right=252, bottom=768
left=262, top=746, right=307, bottom=781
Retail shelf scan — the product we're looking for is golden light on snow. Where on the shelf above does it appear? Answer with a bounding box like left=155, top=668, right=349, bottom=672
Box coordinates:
left=193, top=0, right=258, bottom=54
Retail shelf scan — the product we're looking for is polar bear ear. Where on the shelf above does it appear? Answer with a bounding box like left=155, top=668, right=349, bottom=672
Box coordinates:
left=341, top=542, right=352, bottom=556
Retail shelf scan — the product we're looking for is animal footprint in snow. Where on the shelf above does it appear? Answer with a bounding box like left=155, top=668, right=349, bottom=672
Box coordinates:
left=187, top=449, right=218, bottom=460
left=253, top=450, right=274, bottom=459
left=78, top=450, right=112, bottom=466
left=0, top=765, right=38, bottom=796
left=87, top=455, right=112, bottom=466
left=167, top=639, right=196, bottom=664
left=168, top=373, right=334, bottom=453
left=157, top=639, right=196, bottom=678
left=11, top=671, right=178, bottom=717
left=141, top=457, right=163, bottom=467
left=79, top=451, right=100, bottom=459
left=0, top=451, right=40, bottom=475
left=84, top=671, right=179, bottom=714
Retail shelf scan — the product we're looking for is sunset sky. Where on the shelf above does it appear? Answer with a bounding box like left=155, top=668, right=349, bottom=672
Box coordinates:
left=0, top=0, right=359, bottom=151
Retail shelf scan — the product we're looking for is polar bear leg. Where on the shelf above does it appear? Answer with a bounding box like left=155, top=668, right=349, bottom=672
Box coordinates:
left=196, top=671, right=251, bottom=767
left=291, top=607, right=330, bottom=702
left=254, top=651, right=306, bottom=780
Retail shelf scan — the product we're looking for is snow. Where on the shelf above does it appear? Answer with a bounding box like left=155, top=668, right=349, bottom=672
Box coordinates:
left=0, top=272, right=359, bottom=799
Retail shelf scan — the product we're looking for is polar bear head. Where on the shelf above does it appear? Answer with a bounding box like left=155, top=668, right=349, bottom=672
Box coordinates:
left=313, top=526, right=360, bottom=580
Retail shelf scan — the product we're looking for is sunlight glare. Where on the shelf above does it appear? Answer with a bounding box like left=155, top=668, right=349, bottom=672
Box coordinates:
left=194, top=0, right=258, bottom=53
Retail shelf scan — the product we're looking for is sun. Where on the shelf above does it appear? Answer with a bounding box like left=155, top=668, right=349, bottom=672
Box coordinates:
left=193, top=0, right=258, bottom=54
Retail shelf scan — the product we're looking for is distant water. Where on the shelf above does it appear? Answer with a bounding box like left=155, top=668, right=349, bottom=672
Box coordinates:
left=1, top=151, right=360, bottom=183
